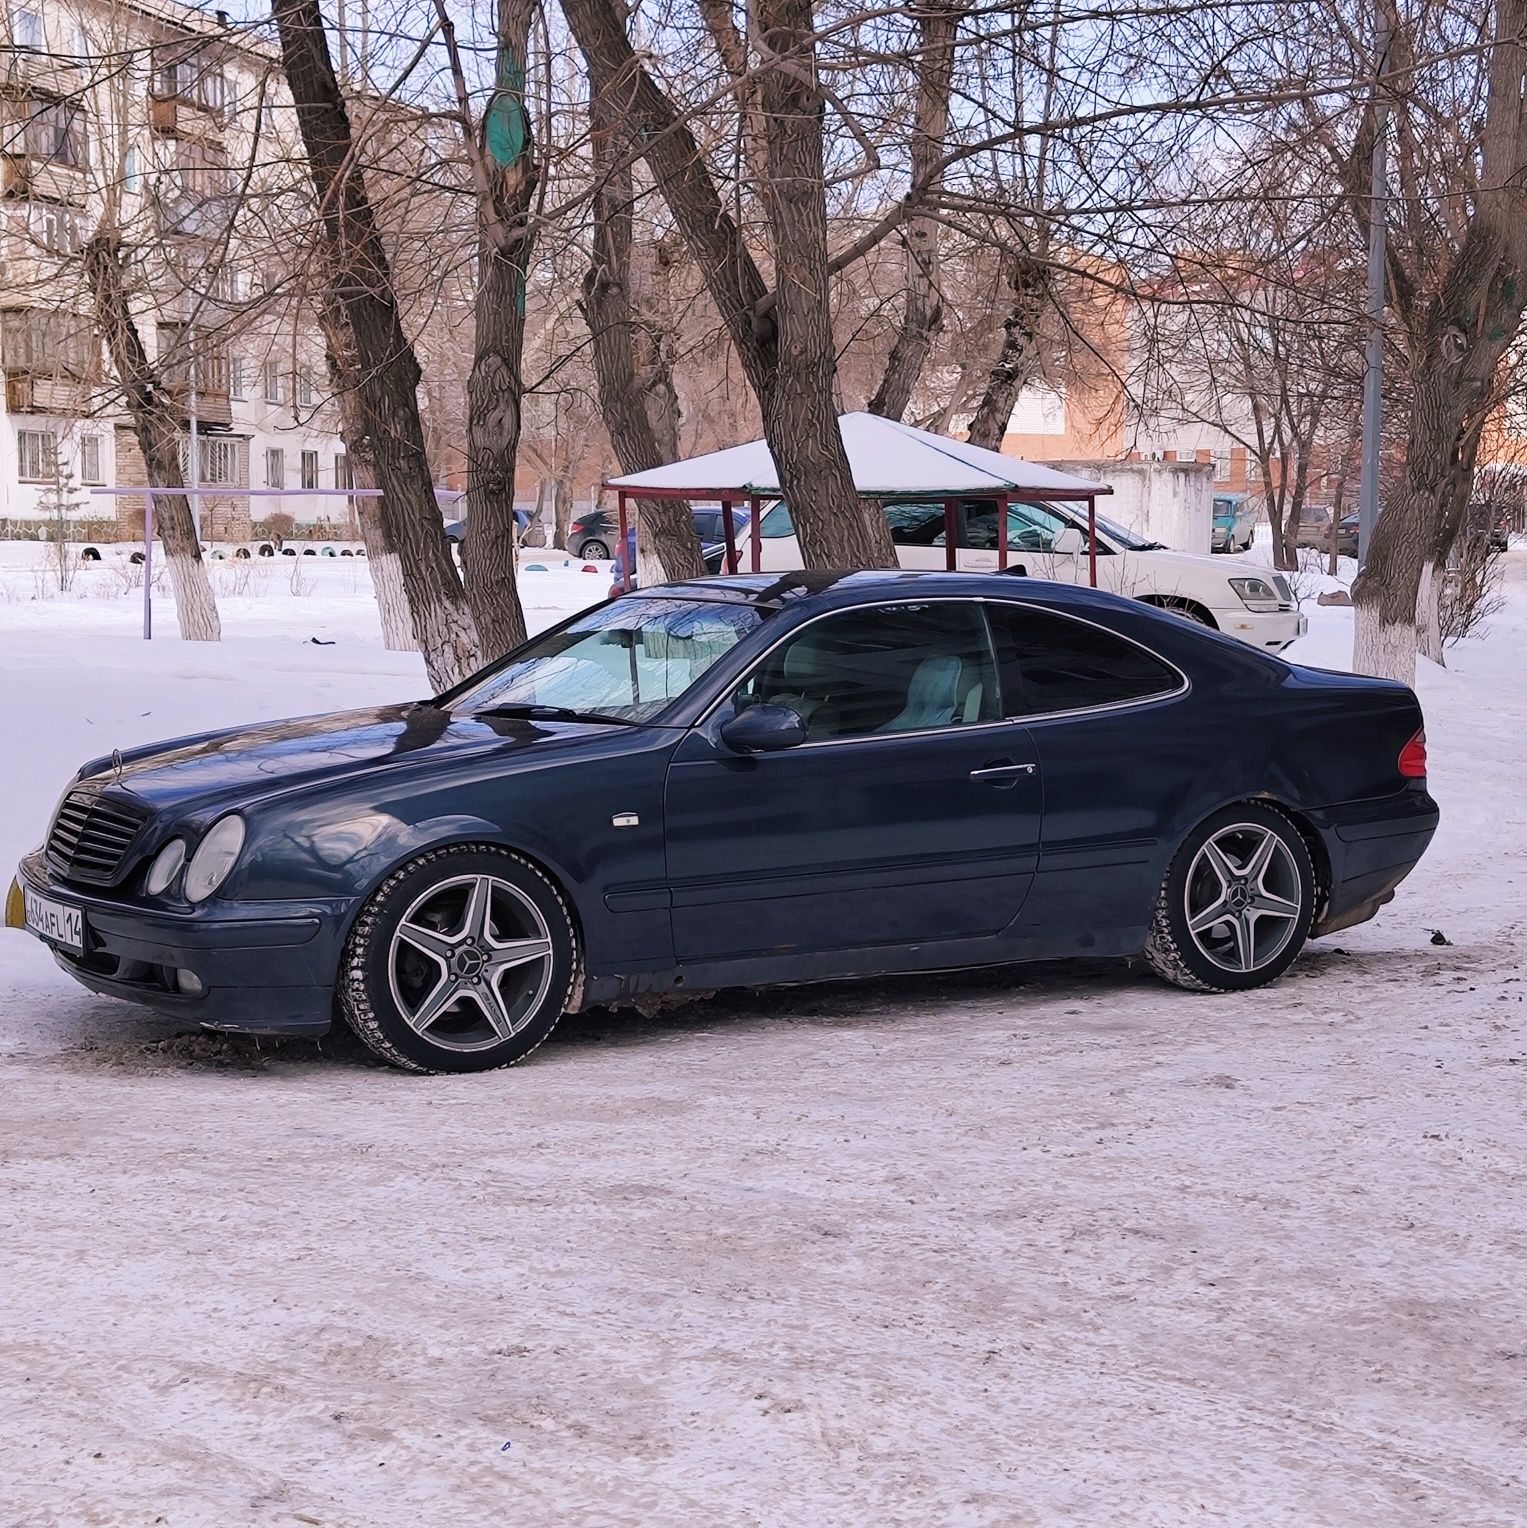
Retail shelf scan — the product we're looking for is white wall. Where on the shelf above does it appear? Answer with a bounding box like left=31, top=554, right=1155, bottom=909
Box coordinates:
left=1046, top=459, right=1215, bottom=554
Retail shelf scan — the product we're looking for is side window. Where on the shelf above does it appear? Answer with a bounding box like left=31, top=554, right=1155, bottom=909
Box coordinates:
left=884, top=501, right=949, bottom=546
left=987, top=604, right=1180, bottom=717
left=732, top=602, right=998, bottom=741
left=964, top=499, right=1072, bottom=553
left=758, top=502, right=795, bottom=539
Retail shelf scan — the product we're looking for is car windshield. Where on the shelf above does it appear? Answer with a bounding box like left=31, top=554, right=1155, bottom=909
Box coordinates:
left=1086, top=508, right=1159, bottom=551
left=450, top=598, right=764, bottom=723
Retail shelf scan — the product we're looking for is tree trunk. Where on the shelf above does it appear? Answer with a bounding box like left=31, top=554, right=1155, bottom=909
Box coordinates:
left=578, top=53, right=703, bottom=581
left=273, top=0, right=479, bottom=689
left=964, top=254, right=1049, bottom=450
left=553, top=476, right=574, bottom=550
left=867, top=0, right=962, bottom=421
left=561, top=0, right=894, bottom=570
left=317, top=297, right=416, bottom=651
left=754, top=0, right=896, bottom=568
left=459, top=0, right=535, bottom=659
left=82, top=233, right=221, bottom=643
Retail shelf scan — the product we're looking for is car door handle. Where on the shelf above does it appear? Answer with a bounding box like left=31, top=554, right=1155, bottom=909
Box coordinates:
left=970, top=760, right=1036, bottom=783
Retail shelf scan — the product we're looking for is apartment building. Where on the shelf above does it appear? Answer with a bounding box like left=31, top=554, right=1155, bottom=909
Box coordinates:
left=1, top=0, right=348, bottom=538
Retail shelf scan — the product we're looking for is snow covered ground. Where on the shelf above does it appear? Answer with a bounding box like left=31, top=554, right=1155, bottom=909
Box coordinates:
left=0, top=543, right=1524, bottom=1525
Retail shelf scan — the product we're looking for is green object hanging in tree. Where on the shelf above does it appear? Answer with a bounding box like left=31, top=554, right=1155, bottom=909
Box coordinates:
left=486, top=54, right=528, bottom=168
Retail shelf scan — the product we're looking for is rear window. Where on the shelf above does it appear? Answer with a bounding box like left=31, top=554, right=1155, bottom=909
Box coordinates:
left=986, top=603, right=1181, bottom=716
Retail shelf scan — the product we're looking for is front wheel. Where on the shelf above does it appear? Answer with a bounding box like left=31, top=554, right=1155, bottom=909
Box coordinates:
left=1143, top=804, right=1314, bottom=992
left=338, top=846, right=579, bottom=1072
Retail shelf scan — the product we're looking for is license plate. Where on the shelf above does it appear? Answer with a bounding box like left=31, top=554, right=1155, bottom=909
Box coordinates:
left=24, top=888, right=83, bottom=953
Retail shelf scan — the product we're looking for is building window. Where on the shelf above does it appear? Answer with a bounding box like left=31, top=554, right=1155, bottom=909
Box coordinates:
left=12, top=8, right=43, bottom=50
left=334, top=453, right=352, bottom=490
left=27, top=201, right=82, bottom=253
left=300, top=449, right=318, bottom=490
left=78, top=433, right=104, bottom=485
left=24, top=99, right=87, bottom=168
left=265, top=447, right=285, bottom=488
left=74, top=26, right=89, bottom=60
left=123, top=144, right=142, bottom=194
left=229, top=356, right=245, bottom=399
left=202, top=438, right=238, bottom=485
left=16, top=428, right=57, bottom=482
left=1212, top=448, right=1231, bottom=481
left=297, top=369, right=315, bottom=408
left=263, top=361, right=282, bottom=403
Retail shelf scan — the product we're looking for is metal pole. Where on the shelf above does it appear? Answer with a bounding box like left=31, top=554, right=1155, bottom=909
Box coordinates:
left=944, top=499, right=957, bottom=571
left=1358, top=12, right=1391, bottom=572
left=997, top=494, right=1009, bottom=572
left=188, top=318, right=200, bottom=541
left=1088, top=497, right=1098, bottom=588
left=142, top=490, right=154, bottom=640
left=617, top=491, right=631, bottom=591
left=720, top=497, right=739, bottom=574
left=749, top=495, right=762, bottom=573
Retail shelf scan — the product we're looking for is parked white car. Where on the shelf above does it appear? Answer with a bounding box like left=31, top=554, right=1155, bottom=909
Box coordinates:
left=735, top=497, right=1307, bottom=652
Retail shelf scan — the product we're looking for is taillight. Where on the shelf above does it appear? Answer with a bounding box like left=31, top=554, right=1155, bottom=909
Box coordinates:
left=569, top=520, right=586, bottom=535
left=1398, top=728, right=1427, bottom=778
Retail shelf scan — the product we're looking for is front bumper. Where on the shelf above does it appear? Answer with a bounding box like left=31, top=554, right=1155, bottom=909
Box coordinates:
left=1215, top=606, right=1307, bottom=652
left=13, top=849, right=343, bottom=1036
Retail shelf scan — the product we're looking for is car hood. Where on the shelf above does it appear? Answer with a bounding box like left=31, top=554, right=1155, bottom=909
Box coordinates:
left=90, top=703, right=619, bottom=814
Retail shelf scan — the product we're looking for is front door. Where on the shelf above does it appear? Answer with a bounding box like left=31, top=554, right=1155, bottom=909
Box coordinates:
left=663, top=599, right=1043, bottom=962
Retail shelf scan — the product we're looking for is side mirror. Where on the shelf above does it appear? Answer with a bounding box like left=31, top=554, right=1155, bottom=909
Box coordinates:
left=719, top=703, right=807, bottom=753
left=1054, top=526, right=1085, bottom=556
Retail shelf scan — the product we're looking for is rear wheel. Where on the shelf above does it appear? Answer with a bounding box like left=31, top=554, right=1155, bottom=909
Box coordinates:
left=338, top=846, right=579, bottom=1073
left=1143, top=804, right=1314, bottom=992
left=580, top=538, right=610, bottom=560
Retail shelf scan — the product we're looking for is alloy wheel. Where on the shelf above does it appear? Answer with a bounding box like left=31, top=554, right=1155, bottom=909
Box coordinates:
left=387, top=873, right=554, bottom=1051
left=1182, top=823, right=1303, bottom=973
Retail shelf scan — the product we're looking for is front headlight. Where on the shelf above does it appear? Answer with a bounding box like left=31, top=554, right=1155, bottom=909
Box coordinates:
left=184, top=815, right=246, bottom=904
left=1228, top=576, right=1283, bottom=612
left=145, top=838, right=188, bottom=895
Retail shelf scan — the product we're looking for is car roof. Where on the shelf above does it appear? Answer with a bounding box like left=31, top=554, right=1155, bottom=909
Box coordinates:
left=634, top=568, right=1147, bottom=616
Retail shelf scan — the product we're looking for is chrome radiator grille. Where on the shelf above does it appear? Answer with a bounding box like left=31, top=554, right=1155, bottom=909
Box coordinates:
left=45, top=790, right=150, bottom=885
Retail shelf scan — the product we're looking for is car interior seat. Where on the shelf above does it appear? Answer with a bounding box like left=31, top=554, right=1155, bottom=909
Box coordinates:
left=877, top=655, right=964, bottom=733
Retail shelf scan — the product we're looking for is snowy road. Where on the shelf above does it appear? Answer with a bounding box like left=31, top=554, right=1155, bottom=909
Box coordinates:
left=0, top=554, right=1523, bottom=1524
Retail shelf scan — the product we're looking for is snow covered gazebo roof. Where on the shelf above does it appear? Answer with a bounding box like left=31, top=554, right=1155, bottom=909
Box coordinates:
left=605, top=411, right=1111, bottom=501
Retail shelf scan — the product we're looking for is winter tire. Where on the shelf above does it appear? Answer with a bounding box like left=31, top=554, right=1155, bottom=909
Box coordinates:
left=1143, top=802, right=1314, bottom=993
left=338, top=845, right=579, bottom=1073
left=580, top=539, right=610, bottom=560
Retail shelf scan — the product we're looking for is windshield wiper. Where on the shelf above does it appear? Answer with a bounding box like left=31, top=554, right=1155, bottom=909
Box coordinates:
left=469, top=703, right=642, bottom=727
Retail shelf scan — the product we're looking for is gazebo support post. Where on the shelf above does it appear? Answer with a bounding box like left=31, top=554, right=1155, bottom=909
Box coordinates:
left=943, top=499, right=957, bottom=571
left=617, top=490, right=631, bottom=592
left=1087, top=496, right=1098, bottom=588
left=997, top=493, right=1009, bottom=573
left=142, top=489, right=154, bottom=640
left=748, top=495, right=762, bottom=573
left=720, top=497, right=739, bottom=574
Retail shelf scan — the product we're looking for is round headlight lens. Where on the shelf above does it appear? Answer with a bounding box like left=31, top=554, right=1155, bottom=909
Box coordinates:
left=145, top=838, right=188, bottom=895
left=184, top=815, right=246, bottom=904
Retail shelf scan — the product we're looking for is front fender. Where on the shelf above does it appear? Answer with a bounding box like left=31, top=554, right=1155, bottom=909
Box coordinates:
left=228, top=805, right=584, bottom=917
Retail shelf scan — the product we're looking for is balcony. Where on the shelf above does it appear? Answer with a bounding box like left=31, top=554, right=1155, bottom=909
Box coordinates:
left=148, top=95, right=223, bottom=147
left=2, top=50, right=83, bottom=98
left=0, top=151, right=87, bottom=206
left=1, top=308, right=95, bottom=376
left=164, top=384, right=233, bottom=428
left=6, top=372, right=90, bottom=415
left=152, top=189, right=232, bottom=240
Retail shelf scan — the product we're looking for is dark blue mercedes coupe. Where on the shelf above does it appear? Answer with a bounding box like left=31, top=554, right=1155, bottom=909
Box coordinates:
left=11, top=572, right=1438, bottom=1072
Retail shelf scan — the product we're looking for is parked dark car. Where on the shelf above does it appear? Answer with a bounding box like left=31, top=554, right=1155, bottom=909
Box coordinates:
left=608, top=506, right=751, bottom=593
left=11, top=572, right=1437, bottom=1073
left=566, top=511, right=616, bottom=560
left=1467, top=501, right=1511, bottom=553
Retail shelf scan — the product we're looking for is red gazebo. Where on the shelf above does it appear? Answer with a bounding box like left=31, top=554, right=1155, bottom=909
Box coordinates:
left=604, top=411, right=1111, bottom=589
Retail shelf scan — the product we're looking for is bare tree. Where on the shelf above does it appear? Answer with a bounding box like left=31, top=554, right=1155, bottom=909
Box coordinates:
left=560, top=0, right=896, bottom=569
left=84, top=234, right=221, bottom=642
left=273, top=0, right=480, bottom=688
left=577, top=42, right=704, bottom=581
